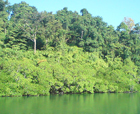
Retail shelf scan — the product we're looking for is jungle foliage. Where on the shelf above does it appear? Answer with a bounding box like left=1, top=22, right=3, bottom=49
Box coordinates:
left=0, top=1, right=140, bottom=96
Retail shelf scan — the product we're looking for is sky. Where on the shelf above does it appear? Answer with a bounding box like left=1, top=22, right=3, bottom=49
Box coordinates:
left=8, top=0, right=140, bottom=29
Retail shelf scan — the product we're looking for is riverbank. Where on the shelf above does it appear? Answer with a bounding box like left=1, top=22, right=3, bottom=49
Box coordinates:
left=0, top=47, right=140, bottom=97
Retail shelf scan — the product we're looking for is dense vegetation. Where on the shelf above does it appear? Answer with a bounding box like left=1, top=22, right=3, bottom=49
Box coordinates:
left=0, top=0, right=140, bottom=96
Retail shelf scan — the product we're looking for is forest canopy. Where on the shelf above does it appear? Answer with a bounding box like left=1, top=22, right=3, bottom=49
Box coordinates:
left=0, top=0, right=140, bottom=96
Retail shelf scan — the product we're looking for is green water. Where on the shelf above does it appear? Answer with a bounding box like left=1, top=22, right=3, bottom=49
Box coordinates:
left=0, top=93, right=139, bottom=114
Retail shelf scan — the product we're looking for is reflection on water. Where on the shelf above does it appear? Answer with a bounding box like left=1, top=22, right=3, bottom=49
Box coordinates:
left=0, top=93, right=139, bottom=114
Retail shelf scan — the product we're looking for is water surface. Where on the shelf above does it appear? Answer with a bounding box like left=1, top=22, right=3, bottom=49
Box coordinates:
left=0, top=93, right=139, bottom=114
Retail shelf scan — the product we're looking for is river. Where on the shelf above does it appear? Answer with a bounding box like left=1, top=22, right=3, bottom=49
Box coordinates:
left=0, top=93, right=139, bottom=114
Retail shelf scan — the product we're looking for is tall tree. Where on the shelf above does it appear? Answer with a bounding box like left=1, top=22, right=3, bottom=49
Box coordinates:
left=8, top=2, right=43, bottom=54
left=0, top=0, right=9, bottom=47
left=80, top=8, right=89, bottom=16
left=123, top=17, right=135, bottom=31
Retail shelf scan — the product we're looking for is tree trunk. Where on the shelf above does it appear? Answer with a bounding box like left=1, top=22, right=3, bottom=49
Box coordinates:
left=34, top=33, right=36, bottom=54
left=81, top=31, right=83, bottom=39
